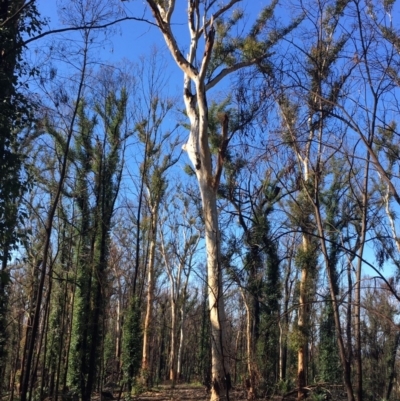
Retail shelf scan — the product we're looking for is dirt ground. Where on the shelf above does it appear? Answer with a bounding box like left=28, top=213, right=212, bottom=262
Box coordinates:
left=135, top=384, right=247, bottom=401
left=117, top=383, right=345, bottom=401
left=122, top=384, right=294, bottom=401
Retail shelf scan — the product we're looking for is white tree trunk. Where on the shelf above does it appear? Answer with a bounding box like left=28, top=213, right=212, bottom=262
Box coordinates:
left=144, top=3, right=241, bottom=399
left=169, top=299, right=177, bottom=382
left=206, top=209, right=230, bottom=401
left=142, top=207, right=158, bottom=384
left=177, top=304, right=185, bottom=380
left=241, top=290, right=256, bottom=400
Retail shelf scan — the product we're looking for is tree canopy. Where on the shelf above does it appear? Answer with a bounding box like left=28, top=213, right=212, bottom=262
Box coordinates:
left=2, top=1, right=400, bottom=401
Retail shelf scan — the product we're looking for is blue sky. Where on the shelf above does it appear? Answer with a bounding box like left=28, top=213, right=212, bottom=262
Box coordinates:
left=32, top=0, right=400, bottom=282
left=34, top=1, right=276, bottom=84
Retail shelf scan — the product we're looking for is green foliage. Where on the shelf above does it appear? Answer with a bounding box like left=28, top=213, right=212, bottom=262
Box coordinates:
left=249, top=0, right=278, bottom=37
left=294, top=244, right=318, bottom=272
left=318, top=302, right=342, bottom=383
left=0, top=0, right=43, bottom=385
left=288, top=321, right=308, bottom=353
left=67, top=87, right=127, bottom=397
left=276, top=379, right=293, bottom=394
left=380, top=26, right=400, bottom=48
left=130, top=378, right=146, bottom=396
left=208, top=1, right=299, bottom=79
left=375, top=122, right=400, bottom=169
left=360, top=285, right=400, bottom=400
left=208, top=98, right=232, bottom=152
left=278, top=94, right=299, bottom=147
left=310, top=391, right=330, bottom=401
left=122, top=297, right=142, bottom=390
left=135, top=96, right=179, bottom=210
left=0, top=0, right=43, bottom=262
left=236, top=181, right=282, bottom=390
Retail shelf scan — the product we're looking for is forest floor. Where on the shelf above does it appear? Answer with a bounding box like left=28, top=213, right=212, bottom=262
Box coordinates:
left=107, top=383, right=297, bottom=401
left=133, top=384, right=248, bottom=401
left=105, top=382, right=347, bottom=401
left=2, top=382, right=347, bottom=401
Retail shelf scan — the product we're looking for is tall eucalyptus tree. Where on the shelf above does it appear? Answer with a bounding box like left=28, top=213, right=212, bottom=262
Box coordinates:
left=142, top=2, right=298, bottom=399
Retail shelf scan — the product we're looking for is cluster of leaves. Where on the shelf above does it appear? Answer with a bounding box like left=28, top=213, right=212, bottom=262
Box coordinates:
left=0, top=1, right=43, bottom=264
left=0, top=0, right=43, bottom=384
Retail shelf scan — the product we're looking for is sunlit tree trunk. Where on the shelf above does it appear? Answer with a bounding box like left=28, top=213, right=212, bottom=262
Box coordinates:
left=144, top=1, right=290, bottom=398
left=297, top=273, right=307, bottom=395
left=144, top=2, right=232, bottom=396
left=291, top=142, right=315, bottom=401
left=240, top=289, right=257, bottom=400
left=141, top=206, right=158, bottom=384
left=279, top=244, right=294, bottom=382
left=176, top=300, right=186, bottom=380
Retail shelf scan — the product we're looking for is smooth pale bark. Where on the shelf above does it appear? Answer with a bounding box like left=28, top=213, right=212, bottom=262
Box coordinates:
left=279, top=94, right=315, bottom=399
left=160, top=238, right=181, bottom=383
left=182, top=28, right=231, bottom=401
left=144, top=3, right=230, bottom=400
left=169, top=302, right=177, bottom=386
left=240, top=289, right=256, bottom=400
left=141, top=206, right=158, bottom=383
left=144, top=1, right=270, bottom=398
left=287, top=54, right=357, bottom=399
left=297, top=240, right=309, bottom=401
left=201, top=182, right=231, bottom=401
left=296, top=147, right=313, bottom=401
left=169, top=297, right=178, bottom=382
left=176, top=302, right=186, bottom=380
left=166, top=264, right=191, bottom=383
left=185, top=86, right=231, bottom=400
left=383, top=186, right=400, bottom=253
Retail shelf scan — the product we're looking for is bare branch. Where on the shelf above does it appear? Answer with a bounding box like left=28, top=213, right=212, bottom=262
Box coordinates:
left=199, top=24, right=215, bottom=81
left=197, top=0, right=241, bottom=40
left=147, top=0, right=198, bottom=79
left=331, top=110, right=400, bottom=206
left=205, top=59, right=259, bottom=91
left=22, top=16, right=157, bottom=48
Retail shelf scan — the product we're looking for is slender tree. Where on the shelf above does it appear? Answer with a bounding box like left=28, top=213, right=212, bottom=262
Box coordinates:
left=142, top=2, right=297, bottom=399
left=159, top=189, right=200, bottom=385
left=67, top=85, right=127, bottom=401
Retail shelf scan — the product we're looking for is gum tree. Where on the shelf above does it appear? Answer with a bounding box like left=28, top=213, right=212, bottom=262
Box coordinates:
left=142, top=1, right=298, bottom=400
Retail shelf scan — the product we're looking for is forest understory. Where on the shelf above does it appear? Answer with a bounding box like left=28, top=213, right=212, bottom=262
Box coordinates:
left=3, top=1, right=400, bottom=401
left=37, top=383, right=348, bottom=401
